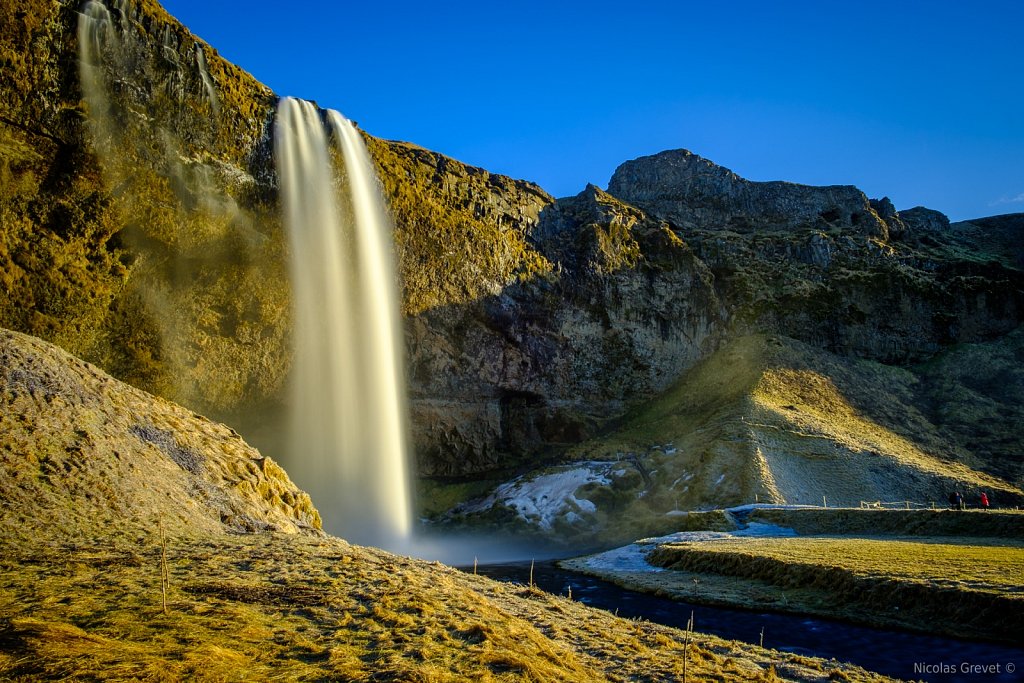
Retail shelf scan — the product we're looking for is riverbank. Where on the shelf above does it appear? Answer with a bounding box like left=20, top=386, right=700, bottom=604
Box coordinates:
left=562, top=507, right=1024, bottom=645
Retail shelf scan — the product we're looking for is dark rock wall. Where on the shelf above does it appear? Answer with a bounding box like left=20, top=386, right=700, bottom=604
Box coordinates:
left=608, top=149, right=891, bottom=238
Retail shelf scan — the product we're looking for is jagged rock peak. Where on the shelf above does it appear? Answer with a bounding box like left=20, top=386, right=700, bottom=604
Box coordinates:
left=607, top=148, right=891, bottom=238
left=899, top=206, right=951, bottom=233
left=533, top=183, right=645, bottom=242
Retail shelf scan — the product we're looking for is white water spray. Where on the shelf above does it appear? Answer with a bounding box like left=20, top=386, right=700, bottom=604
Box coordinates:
left=275, top=98, right=412, bottom=550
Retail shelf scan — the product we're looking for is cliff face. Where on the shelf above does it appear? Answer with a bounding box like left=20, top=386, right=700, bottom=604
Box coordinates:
left=0, top=0, right=728, bottom=479
left=0, top=0, right=565, bottom=476
left=1, top=0, right=1022, bottom=510
left=2, top=0, right=287, bottom=421
left=407, top=185, right=721, bottom=475
left=606, top=152, right=1022, bottom=364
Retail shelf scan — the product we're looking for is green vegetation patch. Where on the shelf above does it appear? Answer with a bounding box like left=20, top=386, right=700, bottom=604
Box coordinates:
left=367, top=138, right=553, bottom=316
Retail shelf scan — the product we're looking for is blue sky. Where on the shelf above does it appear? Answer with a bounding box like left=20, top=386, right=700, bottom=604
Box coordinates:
left=161, top=0, right=1023, bottom=221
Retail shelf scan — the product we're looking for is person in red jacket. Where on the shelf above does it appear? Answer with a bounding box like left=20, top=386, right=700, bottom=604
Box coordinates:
left=979, top=491, right=990, bottom=510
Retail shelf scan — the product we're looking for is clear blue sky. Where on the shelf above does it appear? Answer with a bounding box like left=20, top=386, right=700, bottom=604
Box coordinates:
left=161, top=0, right=1023, bottom=221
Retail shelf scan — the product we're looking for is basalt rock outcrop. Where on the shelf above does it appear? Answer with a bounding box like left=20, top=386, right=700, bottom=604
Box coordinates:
left=608, top=149, right=893, bottom=238
left=1, top=0, right=1022, bottom=502
left=407, top=184, right=721, bottom=475
left=606, top=152, right=1023, bottom=364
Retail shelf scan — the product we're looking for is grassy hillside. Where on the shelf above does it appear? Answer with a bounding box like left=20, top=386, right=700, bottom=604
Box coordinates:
left=579, top=331, right=1020, bottom=503
left=0, top=327, right=898, bottom=682
left=645, top=530, right=1024, bottom=644
left=1, top=532, right=902, bottom=682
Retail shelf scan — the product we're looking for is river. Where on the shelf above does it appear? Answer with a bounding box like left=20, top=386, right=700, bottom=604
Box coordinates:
left=465, top=561, right=1023, bottom=683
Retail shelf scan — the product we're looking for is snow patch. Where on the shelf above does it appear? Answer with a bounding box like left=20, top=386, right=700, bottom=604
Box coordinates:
left=576, top=540, right=665, bottom=573
left=669, top=473, right=695, bottom=490
left=461, top=463, right=612, bottom=530
left=573, top=521, right=796, bottom=575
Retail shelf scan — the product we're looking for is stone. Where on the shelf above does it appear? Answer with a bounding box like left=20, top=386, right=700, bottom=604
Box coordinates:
left=899, top=206, right=951, bottom=233
left=607, top=149, right=893, bottom=238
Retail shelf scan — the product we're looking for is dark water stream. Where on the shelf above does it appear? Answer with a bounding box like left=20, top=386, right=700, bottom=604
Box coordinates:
left=464, top=561, right=1023, bottom=683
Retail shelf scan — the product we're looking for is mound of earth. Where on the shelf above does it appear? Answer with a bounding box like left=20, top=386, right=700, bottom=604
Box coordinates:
left=0, top=326, right=321, bottom=545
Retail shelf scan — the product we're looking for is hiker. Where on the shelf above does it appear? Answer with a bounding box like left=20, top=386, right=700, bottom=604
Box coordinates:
left=948, top=491, right=958, bottom=509
left=949, top=491, right=964, bottom=510
left=980, top=491, right=990, bottom=510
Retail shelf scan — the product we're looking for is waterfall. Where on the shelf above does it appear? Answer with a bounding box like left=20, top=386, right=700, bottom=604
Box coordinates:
left=77, top=1, right=119, bottom=159
left=275, top=97, right=413, bottom=550
left=78, top=0, right=415, bottom=551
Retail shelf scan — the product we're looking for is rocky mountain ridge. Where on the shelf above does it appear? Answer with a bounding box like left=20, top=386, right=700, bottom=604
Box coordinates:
left=1, top=0, right=1021, bottom=524
left=608, top=149, right=894, bottom=237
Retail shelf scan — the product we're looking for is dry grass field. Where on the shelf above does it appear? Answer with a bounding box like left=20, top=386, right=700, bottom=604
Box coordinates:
left=0, top=534, right=899, bottom=682
left=567, top=509, right=1024, bottom=645
left=0, top=328, right=897, bottom=682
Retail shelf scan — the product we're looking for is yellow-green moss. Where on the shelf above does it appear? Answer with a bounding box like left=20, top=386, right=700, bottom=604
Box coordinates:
left=366, top=137, right=553, bottom=315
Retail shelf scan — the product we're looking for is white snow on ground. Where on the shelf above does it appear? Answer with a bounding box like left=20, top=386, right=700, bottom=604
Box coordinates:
left=670, top=472, right=695, bottom=489
left=574, top=515, right=797, bottom=574
left=579, top=538, right=666, bottom=573
left=461, top=463, right=613, bottom=530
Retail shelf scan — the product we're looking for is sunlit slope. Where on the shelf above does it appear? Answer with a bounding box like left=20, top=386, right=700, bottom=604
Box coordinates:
left=0, top=326, right=894, bottom=682
left=565, top=331, right=1023, bottom=513
left=0, top=327, right=322, bottom=546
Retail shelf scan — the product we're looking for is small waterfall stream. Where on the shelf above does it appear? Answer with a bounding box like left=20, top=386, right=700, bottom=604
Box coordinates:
left=275, top=98, right=412, bottom=550
left=78, top=1, right=119, bottom=157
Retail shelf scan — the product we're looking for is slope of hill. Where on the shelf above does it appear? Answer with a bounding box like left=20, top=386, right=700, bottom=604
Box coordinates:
left=0, top=327, right=321, bottom=545
left=0, top=327, right=895, bottom=682
left=448, top=333, right=1023, bottom=544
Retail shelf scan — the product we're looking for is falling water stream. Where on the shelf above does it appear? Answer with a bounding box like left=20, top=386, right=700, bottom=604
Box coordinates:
left=78, top=1, right=118, bottom=156
left=81, top=0, right=414, bottom=552
left=274, top=98, right=412, bottom=550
